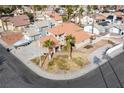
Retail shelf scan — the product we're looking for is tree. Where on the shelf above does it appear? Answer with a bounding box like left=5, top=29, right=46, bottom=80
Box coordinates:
left=41, top=40, right=54, bottom=67
left=65, top=5, right=74, bottom=21
left=62, top=16, right=68, bottom=22
left=65, top=35, right=75, bottom=60
left=78, top=7, right=84, bottom=25
left=25, top=12, right=34, bottom=22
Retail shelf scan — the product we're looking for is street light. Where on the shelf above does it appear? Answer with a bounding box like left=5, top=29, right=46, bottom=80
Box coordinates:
left=93, top=56, right=108, bottom=88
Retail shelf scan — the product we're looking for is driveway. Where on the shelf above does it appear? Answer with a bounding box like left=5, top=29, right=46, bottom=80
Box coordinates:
left=11, top=41, right=47, bottom=62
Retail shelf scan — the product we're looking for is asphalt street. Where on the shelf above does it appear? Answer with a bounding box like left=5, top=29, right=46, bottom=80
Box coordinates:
left=0, top=44, right=124, bottom=88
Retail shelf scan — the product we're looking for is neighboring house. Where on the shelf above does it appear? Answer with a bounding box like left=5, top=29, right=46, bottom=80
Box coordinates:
left=95, top=14, right=106, bottom=23
left=80, top=16, right=94, bottom=25
left=109, top=27, right=121, bottom=34
left=45, top=12, right=63, bottom=25
left=0, top=15, right=30, bottom=31
left=34, top=20, right=55, bottom=31
left=23, top=6, right=34, bottom=13
left=35, top=11, right=45, bottom=21
left=23, top=20, right=56, bottom=41
left=114, top=11, right=123, bottom=24
left=23, top=27, right=41, bottom=41
left=84, top=26, right=100, bottom=35
left=11, top=8, right=24, bottom=16
left=1, top=32, right=23, bottom=46
left=46, top=22, right=90, bottom=49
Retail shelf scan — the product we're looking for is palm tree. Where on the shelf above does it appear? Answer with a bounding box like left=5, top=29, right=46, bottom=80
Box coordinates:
left=65, top=35, right=75, bottom=60
left=41, top=39, right=54, bottom=67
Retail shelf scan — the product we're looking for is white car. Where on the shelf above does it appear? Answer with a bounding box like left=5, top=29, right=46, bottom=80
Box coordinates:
left=13, top=39, right=32, bottom=48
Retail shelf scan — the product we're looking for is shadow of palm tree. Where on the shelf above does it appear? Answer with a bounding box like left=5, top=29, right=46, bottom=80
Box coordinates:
left=0, top=56, right=6, bottom=65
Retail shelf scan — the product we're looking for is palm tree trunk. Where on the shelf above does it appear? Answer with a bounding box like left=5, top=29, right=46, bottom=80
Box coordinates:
left=5, top=21, right=8, bottom=31
left=69, top=45, right=72, bottom=60
left=41, top=54, right=47, bottom=67
left=1, top=21, right=5, bottom=32
left=79, top=14, right=81, bottom=26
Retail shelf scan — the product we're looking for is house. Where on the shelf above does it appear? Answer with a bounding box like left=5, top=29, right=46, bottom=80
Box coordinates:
left=0, top=15, right=30, bottom=31
left=80, top=16, right=94, bottom=25
left=108, top=27, right=121, bottom=34
left=46, top=22, right=90, bottom=49
left=84, top=26, right=100, bottom=35
left=0, top=32, right=23, bottom=46
left=95, top=14, right=106, bottom=22
left=23, top=27, right=41, bottom=41
left=11, top=8, right=24, bottom=16
left=45, top=12, right=63, bottom=25
left=106, top=15, right=115, bottom=23
left=71, top=31, right=90, bottom=48
left=39, top=35, right=61, bottom=53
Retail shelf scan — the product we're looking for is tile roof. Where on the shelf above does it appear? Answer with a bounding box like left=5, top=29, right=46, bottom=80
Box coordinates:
left=95, top=14, right=106, bottom=20
left=48, top=22, right=90, bottom=43
left=1, top=15, right=30, bottom=27
left=47, top=12, right=62, bottom=21
left=40, top=35, right=59, bottom=46
left=48, top=22, right=83, bottom=35
left=1, top=32, right=23, bottom=45
left=9, top=15, right=30, bottom=27
left=114, top=12, right=122, bottom=17
left=72, top=31, right=90, bottom=43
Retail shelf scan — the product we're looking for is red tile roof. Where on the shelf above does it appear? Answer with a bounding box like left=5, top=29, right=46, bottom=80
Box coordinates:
left=47, top=12, right=62, bottom=21
left=48, top=22, right=90, bottom=43
left=1, top=32, right=23, bottom=45
left=9, top=15, right=30, bottom=27
left=48, top=22, right=83, bottom=35
left=114, top=12, right=122, bottom=17
left=95, top=14, right=106, bottom=20
left=40, top=35, right=59, bottom=45
left=1, top=15, right=30, bottom=27
left=72, top=31, right=90, bottom=43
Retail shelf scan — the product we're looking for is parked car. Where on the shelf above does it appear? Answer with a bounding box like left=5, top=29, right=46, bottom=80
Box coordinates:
left=13, top=39, right=32, bottom=48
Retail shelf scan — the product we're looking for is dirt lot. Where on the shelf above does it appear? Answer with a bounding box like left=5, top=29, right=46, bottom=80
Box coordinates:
left=31, top=39, right=115, bottom=74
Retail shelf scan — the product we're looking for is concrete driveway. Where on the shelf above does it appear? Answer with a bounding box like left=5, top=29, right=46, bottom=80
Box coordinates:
left=11, top=41, right=47, bottom=62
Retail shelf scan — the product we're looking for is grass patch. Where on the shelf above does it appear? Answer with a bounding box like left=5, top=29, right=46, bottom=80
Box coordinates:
left=73, top=57, right=84, bottom=67
left=57, top=58, right=69, bottom=70
left=31, top=56, right=45, bottom=65
left=48, top=55, right=69, bottom=71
